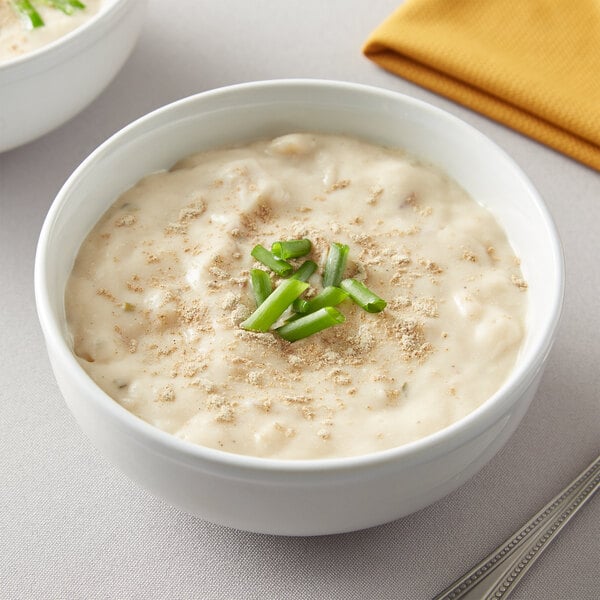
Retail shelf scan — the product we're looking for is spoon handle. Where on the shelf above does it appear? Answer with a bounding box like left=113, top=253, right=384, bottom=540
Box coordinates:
left=432, top=452, right=600, bottom=600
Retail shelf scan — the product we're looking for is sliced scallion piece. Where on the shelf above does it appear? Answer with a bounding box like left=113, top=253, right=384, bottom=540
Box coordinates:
left=292, top=298, right=310, bottom=314
left=250, top=269, right=272, bottom=307
left=251, top=244, right=293, bottom=278
left=240, top=279, right=309, bottom=332
left=276, top=307, right=345, bottom=342
left=322, top=242, right=349, bottom=287
left=340, top=278, right=387, bottom=313
left=12, top=0, right=44, bottom=28
left=271, top=238, right=312, bottom=260
left=296, top=286, right=349, bottom=314
left=290, top=260, right=317, bottom=282
left=42, top=0, right=85, bottom=15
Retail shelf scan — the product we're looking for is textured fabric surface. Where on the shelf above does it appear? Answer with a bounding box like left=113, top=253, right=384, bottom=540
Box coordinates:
left=363, top=0, right=600, bottom=171
left=1, top=1, right=599, bottom=599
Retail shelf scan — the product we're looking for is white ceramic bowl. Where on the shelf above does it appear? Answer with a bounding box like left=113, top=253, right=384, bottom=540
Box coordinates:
left=0, top=0, right=146, bottom=153
left=35, top=80, right=564, bottom=535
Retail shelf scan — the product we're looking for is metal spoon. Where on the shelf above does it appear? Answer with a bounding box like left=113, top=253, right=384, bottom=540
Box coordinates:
left=433, top=452, right=600, bottom=600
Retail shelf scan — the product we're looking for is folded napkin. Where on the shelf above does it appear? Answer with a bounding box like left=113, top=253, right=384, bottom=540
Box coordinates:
left=363, top=0, right=600, bottom=171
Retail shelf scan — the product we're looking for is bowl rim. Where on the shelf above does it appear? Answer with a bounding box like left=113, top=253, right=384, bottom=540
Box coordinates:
left=34, top=78, right=565, bottom=475
left=0, top=0, right=134, bottom=73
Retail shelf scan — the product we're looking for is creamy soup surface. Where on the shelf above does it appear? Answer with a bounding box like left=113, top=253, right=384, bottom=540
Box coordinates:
left=0, top=0, right=102, bottom=63
left=66, top=133, right=528, bottom=459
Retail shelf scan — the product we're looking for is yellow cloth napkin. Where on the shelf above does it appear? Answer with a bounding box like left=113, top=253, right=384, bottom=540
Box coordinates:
left=363, top=0, right=600, bottom=171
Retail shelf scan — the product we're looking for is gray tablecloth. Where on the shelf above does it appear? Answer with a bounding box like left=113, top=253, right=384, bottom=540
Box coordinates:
left=1, top=1, right=598, bottom=598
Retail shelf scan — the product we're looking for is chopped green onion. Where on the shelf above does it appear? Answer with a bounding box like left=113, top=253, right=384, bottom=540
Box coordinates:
left=291, top=297, right=310, bottom=314
left=251, top=244, right=293, bottom=277
left=242, top=238, right=386, bottom=342
left=296, top=286, right=349, bottom=314
left=271, top=239, right=312, bottom=260
left=322, top=242, right=349, bottom=287
left=250, top=269, right=272, bottom=307
left=42, top=0, right=85, bottom=15
left=276, top=307, right=346, bottom=342
left=290, top=260, right=317, bottom=282
left=240, top=279, right=309, bottom=332
left=340, top=278, right=387, bottom=313
left=12, top=0, right=44, bottom=28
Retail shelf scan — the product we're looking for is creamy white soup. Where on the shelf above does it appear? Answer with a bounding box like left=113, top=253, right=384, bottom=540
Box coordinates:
left=65, top=133, right=528, bottom=459
left=0, top=0, right=102, bottom=63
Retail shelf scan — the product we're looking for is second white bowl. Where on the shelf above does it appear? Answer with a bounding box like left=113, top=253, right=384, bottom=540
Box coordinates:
left=0, top=0, right=146, bottom=153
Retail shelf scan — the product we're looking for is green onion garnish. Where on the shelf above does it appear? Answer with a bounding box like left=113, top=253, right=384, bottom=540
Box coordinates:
left=271, top=239, right=312, bottom=260
left=250, top=269, right=272, bottom=307
left=251, top=244, right=293, bottom=278
left=340, top=278, right=387, bottom=313
left=276, top=307, right=346, bottom=342
left=42, top=0, right=85, bottom=15
left=292, top=298, right=310, bottom=314
left=242, top=238, right=386, bottom=341
left=12, top=0, right=44, bottom=28
left=290, top=260, right=317, bottom=282
left=294, top=286, right=349, bottom=314
left=322, top=242, right=349, bottom=287
left=240, top=279, right=309, bottom=332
